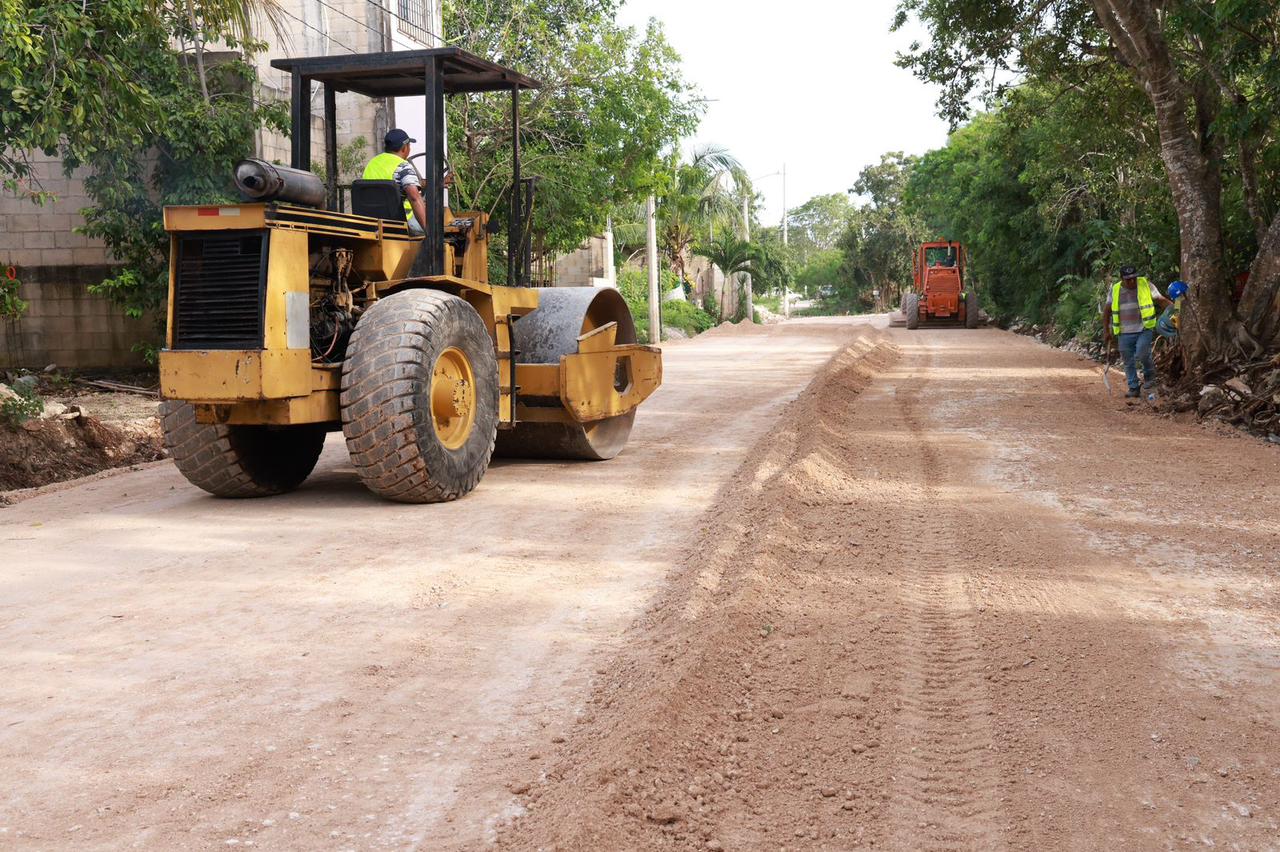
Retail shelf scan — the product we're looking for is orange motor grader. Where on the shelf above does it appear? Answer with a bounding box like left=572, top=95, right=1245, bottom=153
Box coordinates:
left=901, top=240, right=980, bottom=329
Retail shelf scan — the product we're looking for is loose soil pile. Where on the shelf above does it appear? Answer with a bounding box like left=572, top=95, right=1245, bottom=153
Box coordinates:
left=0, top=389, right=162, bottom=496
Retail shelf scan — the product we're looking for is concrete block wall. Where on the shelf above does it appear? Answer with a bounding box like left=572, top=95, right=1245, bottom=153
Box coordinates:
left=0, top=154, right=109, bottom=269
left=554, top=236, right=614, bottom=287
left=0, top=157, right=151, bottom=368
left=688, top=256, right=737, bottom=321
left=0, top=267, right=153, bottom=369
left=0, top=1, right=408, bottom=369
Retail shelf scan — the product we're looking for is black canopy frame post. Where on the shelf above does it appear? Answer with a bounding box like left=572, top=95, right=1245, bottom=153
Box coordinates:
left=290, top=69, right=312, bottom=171
left=270, top=48, right=542, bottom=281
left=323, top=83, right=339, bottom=211
left=422, top=58, right=446, bottom=274
left=508, top=84, right=521, bottom=286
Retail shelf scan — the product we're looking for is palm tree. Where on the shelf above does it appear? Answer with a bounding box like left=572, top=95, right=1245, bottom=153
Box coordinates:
left=694, top=234, right=756, bottom=321
left=614, top=145, right=748, bottom=280
left=657, top=145, right=748, bottom=283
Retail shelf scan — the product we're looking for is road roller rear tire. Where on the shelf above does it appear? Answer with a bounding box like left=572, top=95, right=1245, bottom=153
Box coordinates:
left=340, top=289, right=498, bottom=503
left=161, top=401, right=326, bottom=497
left=903, top=292, right=920, bottom=330
left=494, top=287, right=638, bottom=461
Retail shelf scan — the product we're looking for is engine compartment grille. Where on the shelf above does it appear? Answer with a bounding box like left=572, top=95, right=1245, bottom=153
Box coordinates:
left=172, top=232, right=267, bottom=349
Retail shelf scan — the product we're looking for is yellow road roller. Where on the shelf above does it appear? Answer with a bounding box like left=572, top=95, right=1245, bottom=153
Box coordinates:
left=158, top=48, right=661, bottom=502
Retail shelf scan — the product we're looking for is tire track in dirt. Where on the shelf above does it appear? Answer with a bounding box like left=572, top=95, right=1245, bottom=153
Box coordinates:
left=879, top=359, right=1003, bottom=850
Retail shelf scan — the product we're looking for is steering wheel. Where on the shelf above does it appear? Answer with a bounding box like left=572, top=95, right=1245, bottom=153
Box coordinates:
left=407, top=153, right=451, bottom=181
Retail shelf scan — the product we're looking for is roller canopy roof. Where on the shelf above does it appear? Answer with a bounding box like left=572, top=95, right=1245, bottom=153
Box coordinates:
left=270, top=48, right=541, bottom=97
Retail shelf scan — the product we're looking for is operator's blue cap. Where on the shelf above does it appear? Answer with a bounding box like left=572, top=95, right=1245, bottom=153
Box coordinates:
left=384, top=128, right=416, bottom=149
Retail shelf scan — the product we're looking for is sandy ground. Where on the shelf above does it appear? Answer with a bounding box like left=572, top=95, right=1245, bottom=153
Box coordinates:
left=498, top=326, right=1280, bottom=851
left=3, top=320, right=1278, bottom=850
left=0, top=318, right=861, bottom=849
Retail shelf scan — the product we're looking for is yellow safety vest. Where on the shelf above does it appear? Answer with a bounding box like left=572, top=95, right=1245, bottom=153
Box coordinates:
left=362, top=152, right=413, bottom=220
left=1111, top=277, right=1157, bottom=334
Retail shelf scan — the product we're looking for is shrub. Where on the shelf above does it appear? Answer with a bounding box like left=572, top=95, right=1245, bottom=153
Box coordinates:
left=1, top=380, right=43, bottom=428
left=1051, top=276, right=1106, bottom=344
left=701, top=289, right=719, bottom=319
left=662, top=299, right=716, bottom=336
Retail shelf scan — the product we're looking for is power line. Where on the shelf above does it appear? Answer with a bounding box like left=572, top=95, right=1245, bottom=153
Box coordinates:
left=312, top=0, right=388, bottom=49
left=358, top=0, right=451, bottom=47
left=277, top=0, right=453, bottom=60
left=273, top=5, right=358, bottom=54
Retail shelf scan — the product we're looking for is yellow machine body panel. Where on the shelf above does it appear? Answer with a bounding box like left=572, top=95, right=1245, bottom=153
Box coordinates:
left=161, top=349, right=311, bottom=401
left=561, top=345, right=662, bottom=422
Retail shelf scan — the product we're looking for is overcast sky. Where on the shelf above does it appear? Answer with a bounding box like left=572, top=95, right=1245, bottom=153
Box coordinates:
left=616, top=0, right=952, bottom=224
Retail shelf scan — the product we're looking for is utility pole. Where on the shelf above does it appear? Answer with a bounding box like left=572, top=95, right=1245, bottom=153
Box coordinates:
left=741, top=192, right=753, bottom=324
left=781, top=162, right=790, bottom=318
left=604, top=215, right=616, bottom=287
left=781, top=163, right=788, bottom=247
left=646, top=195, right=660, bottom=343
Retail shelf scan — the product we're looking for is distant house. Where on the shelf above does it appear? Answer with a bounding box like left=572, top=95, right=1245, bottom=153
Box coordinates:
left=0, top=0, right=442, bottom=370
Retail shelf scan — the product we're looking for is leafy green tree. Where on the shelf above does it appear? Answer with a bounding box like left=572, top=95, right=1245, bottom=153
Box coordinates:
left=2, top=1, right=287, bottom=327
left=749, top=229, right=794, bottom=299
left=894, top=0, right=1280, bottom=371
left=785, top=193, right=852, bottom=266
left=793, top=249, right=844, bottom=300
left=445, top=2, right=701, bottom=261
left=836, top=153, right=926, bottom=310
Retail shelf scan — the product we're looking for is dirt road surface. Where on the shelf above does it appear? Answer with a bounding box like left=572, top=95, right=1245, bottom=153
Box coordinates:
left=0, top=319, right=857, bottom=849
left=4, top=319, right=1279, bottom=850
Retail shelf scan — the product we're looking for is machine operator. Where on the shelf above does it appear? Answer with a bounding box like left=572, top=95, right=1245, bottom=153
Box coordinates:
left=362, top=128, right=429, bottom=236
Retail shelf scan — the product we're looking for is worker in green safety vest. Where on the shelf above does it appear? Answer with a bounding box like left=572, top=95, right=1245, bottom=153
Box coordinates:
left=362, top=129, right=428, bottom=236
left=1103, top=264, right=1173, bottom=399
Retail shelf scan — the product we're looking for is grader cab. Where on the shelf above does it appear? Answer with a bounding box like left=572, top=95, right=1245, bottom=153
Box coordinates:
left=158, top=48, right=661, bottom=503
left=901, top=240, right=980, bottom=330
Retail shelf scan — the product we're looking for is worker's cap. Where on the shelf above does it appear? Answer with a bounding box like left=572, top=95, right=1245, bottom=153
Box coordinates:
left=1120, top=264, right=1138, bottom=278
left=384, top=128, right=416, bottom=149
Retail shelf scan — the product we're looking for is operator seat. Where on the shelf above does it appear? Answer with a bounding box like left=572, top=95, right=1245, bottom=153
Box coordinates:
left=350, top=180, right=405, bottom=222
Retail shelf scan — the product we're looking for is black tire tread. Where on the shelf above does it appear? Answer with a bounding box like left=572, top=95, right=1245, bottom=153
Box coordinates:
left=160, top=401, right=325, bottom=498
left=904, top=292, right=921, bottom=330
left=965, top=291, right=980, bottom=328
left=340, top=290, right=497, bottom=503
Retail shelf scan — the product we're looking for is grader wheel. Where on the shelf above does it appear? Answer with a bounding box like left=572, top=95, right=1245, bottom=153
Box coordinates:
left=496, top=286, right=639, bottom=461
left=340, top=290, right=498, bottom=503
left=965, top=292, right=980, bottom=328
left=903, top=292, right=921, bottom=330
left=161, top=401, right=327, bottom=497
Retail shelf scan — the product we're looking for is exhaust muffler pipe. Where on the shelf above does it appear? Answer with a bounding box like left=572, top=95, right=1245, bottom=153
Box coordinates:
left=233, top=158, right=326, bottom=208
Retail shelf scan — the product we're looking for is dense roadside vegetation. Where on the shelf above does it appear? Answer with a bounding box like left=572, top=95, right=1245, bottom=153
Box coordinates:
left=901, top=0, right=1280, bottom=376
left=784, top=0, right=1279, bottom=382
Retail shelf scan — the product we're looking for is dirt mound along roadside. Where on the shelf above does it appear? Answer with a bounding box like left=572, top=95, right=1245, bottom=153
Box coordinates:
left=494, top=332, right=903, bottom=851
left=0, top=413, right=162, bottom=495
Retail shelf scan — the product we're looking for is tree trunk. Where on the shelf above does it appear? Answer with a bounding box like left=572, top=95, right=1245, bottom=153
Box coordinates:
left=185, top=0, right=210, bottom=102
left=1238, top=136, right=1269, bottom=247
left=1239, top=211, right=1280, bottom=352
left=1087, top=0, right=1240, bottom=373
